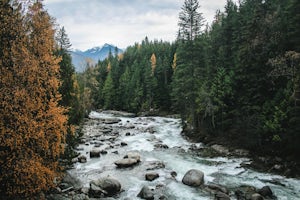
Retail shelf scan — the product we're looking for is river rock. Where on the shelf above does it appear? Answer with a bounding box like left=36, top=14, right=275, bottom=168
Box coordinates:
left=145, top=172, right=159, bottom=181
left=78, top=155, right=87, bottom=163
left=182, top=169, right=204, bottom=187
left=121, top=142, right=128, bottom=146
left=258, top=186, right=273, bottom=197
left=214, top=191, right=231, bottom=200
left=90, top=177, right=121, bottom=197
left=114, top=158, right=139, bottom=168
left=211, top=144, right=230, bottom=156
left=207, top=183, right=229, bottom=194
left=137, top=186, right=154, bottom=200
left=251, top=193, right=264, bottom=200
left=124, top=152, right=141, bottom=162
left=73, top=193, right=89, bottom=200
left=90, top=150, right=101, bottom=158
left=234, top=185, right=256, bottom=199
left=154, top=143, right=169, bottom=149
left=146, top=161, right=165, bottom=170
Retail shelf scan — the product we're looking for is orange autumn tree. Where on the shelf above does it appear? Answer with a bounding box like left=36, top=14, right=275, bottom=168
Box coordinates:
left=0, top=0, right=68, bottom=198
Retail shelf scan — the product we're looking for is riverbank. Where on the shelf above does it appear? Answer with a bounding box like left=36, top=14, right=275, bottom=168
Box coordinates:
left=181, top=126, right=300, bottom=179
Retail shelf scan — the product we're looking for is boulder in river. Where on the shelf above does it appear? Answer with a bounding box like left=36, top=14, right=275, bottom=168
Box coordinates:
left=89, top=177, right=121, bottom=197
left=258, top=186, right=273, bottom=197
left=114, top=158, right=139, bottom=168
left=137, top=186, right=154, bottom=200
left=78, top=155, right=87, bottom=163
left=214, top=191, right=231, bottom=200
left=145, top=172, right=159, bottom=181
left=124, top=152, right=141, bottom=162
left=182, top=169, right=204, bottom=187
left=251, top=193, right=264, bottom=200
left=90, top=150, right=101, bottom=158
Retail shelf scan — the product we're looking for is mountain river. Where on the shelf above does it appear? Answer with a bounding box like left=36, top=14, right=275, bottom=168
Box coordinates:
left=67, top=111, right=300, bottom=199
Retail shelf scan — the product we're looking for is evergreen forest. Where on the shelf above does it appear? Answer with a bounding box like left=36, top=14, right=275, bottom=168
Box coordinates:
left=0, top=0, right=299, bottom=198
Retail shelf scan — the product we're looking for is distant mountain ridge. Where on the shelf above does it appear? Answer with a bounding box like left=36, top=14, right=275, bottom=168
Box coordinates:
left=70, top=43, right=123, bottom=72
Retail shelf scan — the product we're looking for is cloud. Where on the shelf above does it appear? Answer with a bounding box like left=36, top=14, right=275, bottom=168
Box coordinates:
left=44, top=0, right=234, bottom=50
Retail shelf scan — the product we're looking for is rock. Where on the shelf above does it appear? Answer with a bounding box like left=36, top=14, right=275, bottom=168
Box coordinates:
left=234, top=185, right=256, bottom=200
left=207, top=184, right=229, bottom=194
left=125, top=132, right=131, bottom=136
left=154, top=143, right=169, bottom=149
left=137, top=186, right=154, bottom=200
left=90, top=150, right=101, bottom=158
left=73, top=194, right=89, bottom=200
left=214, top=191, right=231, bottom=200
left=104, top=118, right=121, bottom=124
left=211, top=144, right=230, bottom=156
left=114, top=158, right=139, bottom=168
left=71, top=157, right=79, bottom=163
left=100, top=150, right=108, bottom=155
left=121, top=142, right=128, bottom=146
left=78, top=155, right=87, bottom=163
left=182, top=169, right=204, bottom=187
left=146, top=161, right=165, bottom=170
left=171, top=171, right=177, bottom=178
left=258, top=186, right=273, bottom=197
left=124, top=152, right=141, bottom=162
left=90, top=177, right=121, bottom=197
left=251, top=193, right=264, bottom=200
left=145, top=172, right=159, bottom=181
left=233, top=149, right=249, bottom=157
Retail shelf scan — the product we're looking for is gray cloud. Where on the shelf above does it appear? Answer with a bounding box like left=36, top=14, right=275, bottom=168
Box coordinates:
left=44, top=0, right=234, bottom=50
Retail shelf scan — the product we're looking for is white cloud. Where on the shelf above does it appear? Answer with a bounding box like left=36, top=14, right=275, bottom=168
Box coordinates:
left=44, top=0, right=236, bottom=50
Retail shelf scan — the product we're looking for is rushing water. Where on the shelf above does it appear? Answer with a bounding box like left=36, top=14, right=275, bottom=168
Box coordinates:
left=68, top=111, right=300, bottom=199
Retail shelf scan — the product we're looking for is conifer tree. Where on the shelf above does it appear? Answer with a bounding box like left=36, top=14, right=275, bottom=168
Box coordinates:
left=0, top=1, right=67, bottom=197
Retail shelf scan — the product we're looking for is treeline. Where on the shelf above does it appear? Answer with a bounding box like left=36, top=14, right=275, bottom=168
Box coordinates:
left=81, top=0, right=300, bottom=158
left=0, top=0, right=83, bottom=198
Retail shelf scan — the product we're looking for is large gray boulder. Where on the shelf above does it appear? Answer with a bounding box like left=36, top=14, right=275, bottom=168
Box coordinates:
left=124, top=152, right=141, bottom=162
left=114, top=158, right=139, bottom=168
left=182, top=169, right=204, bottom=187
left=89, top=177, right=121, bottom=197
left=137, top=186, right=154, bottom=200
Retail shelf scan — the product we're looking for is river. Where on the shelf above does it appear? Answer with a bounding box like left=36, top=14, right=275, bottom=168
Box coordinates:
left=67, top=111, right=300, bottom=199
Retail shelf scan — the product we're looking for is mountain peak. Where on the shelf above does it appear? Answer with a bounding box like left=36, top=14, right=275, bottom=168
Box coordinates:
left=70, top=44, right=123, bottom=72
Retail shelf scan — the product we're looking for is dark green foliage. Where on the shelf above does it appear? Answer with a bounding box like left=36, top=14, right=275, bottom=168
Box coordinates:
left=78, top=0, right=299, bottom=158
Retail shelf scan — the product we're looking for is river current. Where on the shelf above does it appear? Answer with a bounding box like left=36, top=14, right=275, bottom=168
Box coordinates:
left=68, top=111, right=300, bottom=199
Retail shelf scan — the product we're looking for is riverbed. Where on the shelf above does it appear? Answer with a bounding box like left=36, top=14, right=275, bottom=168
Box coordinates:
left=67, top=110, right=300, bottom=199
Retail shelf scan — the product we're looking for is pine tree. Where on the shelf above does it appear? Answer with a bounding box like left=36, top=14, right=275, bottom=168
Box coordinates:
left=178, top=0, right=204, bottom=41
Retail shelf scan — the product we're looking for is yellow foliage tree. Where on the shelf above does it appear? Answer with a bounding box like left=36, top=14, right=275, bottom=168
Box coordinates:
left=0, top=1, right=67, bottom=198
left=150, top=53, right=157, bottom=76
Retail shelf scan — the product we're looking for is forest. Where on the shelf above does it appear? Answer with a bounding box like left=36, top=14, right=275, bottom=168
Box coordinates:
left=0, top=0, right=299, bottom=198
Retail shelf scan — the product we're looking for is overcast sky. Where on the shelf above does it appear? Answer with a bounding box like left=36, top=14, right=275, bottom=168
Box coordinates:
left=44, top=0, right=234, bottom=51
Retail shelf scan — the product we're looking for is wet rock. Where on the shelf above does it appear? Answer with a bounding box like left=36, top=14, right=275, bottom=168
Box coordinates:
left=46, top=194, right=70, bottom=200
left=100, top=150, right=108, bottom=155
left=207, top=183, right=229, bottom=195
left=124, top=152, right=141, bottom=162
left=234, top=185, right=256, bottom=200
left=251, top=193, right=264, bottom=200
left=258, top=186, right=273, bottom=197
left=71, top=157, right=79, bottom=163
left=211, top=144, right=230, bottom=156
left=125, top=132, right=131, bottom=136
left=137, top=186, right=154, bottom=200
left=104, top=118, right=121, bottom=124
left=182, top=169, right=204, bottom=187
left=73, top=193, right=89, bottom=200
left=154, top=143, right=169, bottom=149
left=90, top=150, right=101, bottom=158
left=90, top=177, right=121, bottom=197
left=114, top=158, right=139, bottom=168
left=171, top=171, right=177, bottom=178
left=145, top=172, right=159, bottom=181
left=146, top=161, right=165, bottom=170
left=78, top=155, right=87, bottom=163
left=233, top=149, right=249, bottom=157
left=121, top=142, right=128, bottom=146
left=214, top=191, right=231, bottom=200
